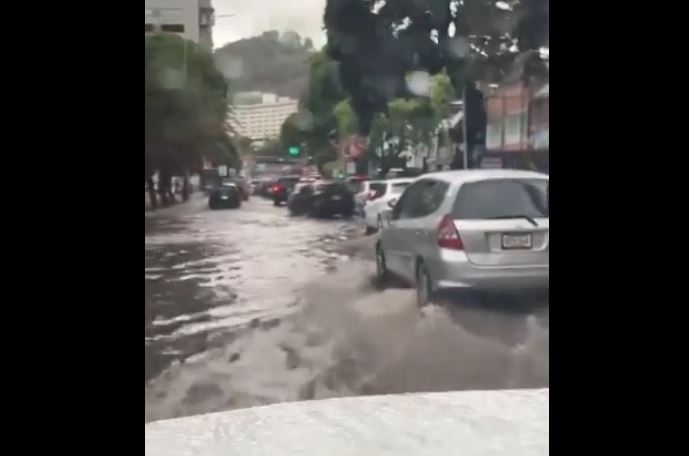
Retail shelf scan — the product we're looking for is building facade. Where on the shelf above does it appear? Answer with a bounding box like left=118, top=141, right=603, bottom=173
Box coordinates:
left=485, top=81, right=531, bottom=152
left=482, top=81, right=549, bottom=172
left=145, top=0, right=214, bottom=51
left=230, top=94, right=299, bottom=141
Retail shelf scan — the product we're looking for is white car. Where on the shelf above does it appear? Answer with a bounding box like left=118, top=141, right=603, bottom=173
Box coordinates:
left=363, top=178, right=414, bottom=233
left=353, top=180, right=384, bottom=216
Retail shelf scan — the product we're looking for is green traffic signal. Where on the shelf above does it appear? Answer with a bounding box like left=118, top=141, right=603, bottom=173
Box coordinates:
left=288, top=146, right=299, bottom=156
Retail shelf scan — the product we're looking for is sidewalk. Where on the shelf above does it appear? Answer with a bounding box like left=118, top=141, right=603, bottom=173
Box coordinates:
left=145, top=192, right=204, bottom=217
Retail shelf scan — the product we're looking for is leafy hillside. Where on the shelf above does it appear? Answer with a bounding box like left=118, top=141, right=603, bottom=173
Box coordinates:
left=214, top=31, right=313, bottom=99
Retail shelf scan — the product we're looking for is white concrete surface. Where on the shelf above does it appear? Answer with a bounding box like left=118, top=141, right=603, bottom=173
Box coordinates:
left=145, top=389, right=548, bottom=455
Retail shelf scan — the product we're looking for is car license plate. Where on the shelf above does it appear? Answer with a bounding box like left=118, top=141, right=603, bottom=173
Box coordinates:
left=502, top=233, right=532, bottom=250
left=221, top=196, right=229, bottom=200
left=331, top=195, right=341, bottom=201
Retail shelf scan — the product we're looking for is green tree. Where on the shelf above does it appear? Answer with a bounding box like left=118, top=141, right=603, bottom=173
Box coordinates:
left=280, top=50, right=348, bottom=171
left=333, top=99, right=359, bottom=137
left=145, top=34, right=235, bottom=207
left=430, top=72, right=455, bottom=122
left=323, top=0, right=548, bottom=132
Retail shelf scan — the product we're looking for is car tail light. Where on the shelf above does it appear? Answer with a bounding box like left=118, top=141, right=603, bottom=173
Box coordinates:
left=272, top=184, right=283, bottom=193
left=387, top=198, right=397, bottom=209
left=437, top=215, right=463, bottom=250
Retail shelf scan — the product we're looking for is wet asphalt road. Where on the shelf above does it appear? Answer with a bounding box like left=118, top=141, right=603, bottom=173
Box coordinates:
left=145, top=193, right=549, bottom=423
left=146, top=194, right=361, bottom=382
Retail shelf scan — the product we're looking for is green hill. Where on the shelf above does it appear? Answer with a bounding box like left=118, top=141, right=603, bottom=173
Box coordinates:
left=214, top=30, right=313, bottom=99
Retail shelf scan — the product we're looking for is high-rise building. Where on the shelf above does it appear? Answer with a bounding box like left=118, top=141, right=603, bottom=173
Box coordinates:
left=145, top=0, right=214, bottom=51
left=198, top=0, right=214, bottom=50
left=230, top=94, right=299, bottom=141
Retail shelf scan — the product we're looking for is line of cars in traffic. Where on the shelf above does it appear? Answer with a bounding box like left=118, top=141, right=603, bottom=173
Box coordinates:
left=251, top=174, right=418, bottom=227
left=208, top=169, right=549, bottom=309
left=251, top=175, right=357, bottom=218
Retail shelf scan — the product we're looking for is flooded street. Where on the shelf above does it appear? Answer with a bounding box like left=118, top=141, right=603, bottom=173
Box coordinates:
left=145, top=195, right=549, bottom=423
left=145, top=195, right=360, bottom=382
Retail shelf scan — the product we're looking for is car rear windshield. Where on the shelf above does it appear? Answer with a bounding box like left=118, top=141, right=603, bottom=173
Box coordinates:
left=316, top=183, right=348, bottom=193
left=369, top=183, right=387, bottom=199
left=391, top=182, right=411, bottom=195
left=452, top=179, right=549, bottom=219
left=279, top=177, right=300, bottom=186
left=348, top=180, right=364, bottom=193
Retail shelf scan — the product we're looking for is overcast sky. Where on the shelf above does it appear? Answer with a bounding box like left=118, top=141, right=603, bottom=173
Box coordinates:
left=212, top=0, right=327, bottom=49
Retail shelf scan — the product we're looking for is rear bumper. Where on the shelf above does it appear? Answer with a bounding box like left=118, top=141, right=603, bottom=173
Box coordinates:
left=313, top=199, right=354, bottom=215
left=429, top=251, right=548, bottom=291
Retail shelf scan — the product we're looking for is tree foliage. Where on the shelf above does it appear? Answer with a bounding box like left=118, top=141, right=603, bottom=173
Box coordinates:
left=145, top=34, right=232, bottom=163
left=361, top=71, right=454, bottom=175
left=145, top=34, right=236, bottom=206
left=430, top=71, right=456, bottom=121
left=279, top=50, right=348, bottom=170
left=333, top=99, right=359, bottom=137
left=279, top=46, right=458, bottom=176
left=323, top=0, right=549, bottom=134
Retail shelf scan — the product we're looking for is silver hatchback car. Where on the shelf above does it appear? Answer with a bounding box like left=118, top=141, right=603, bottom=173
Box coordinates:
left=375, top=169, right=549, bottom=306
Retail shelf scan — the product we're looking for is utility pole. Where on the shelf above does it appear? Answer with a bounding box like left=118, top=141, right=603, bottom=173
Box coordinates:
left=462, top=91, right=468, bottom=169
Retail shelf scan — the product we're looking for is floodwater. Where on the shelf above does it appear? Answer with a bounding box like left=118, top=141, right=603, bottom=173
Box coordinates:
left=145, top=195, right=548, bottom=422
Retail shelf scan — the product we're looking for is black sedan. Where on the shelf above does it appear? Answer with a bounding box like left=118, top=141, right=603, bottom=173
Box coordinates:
left=288, top=181, right=354, bottom=218
left=272, top=176, right=302, bottom=206
left=208, top=184, right=241, bottom=209
left=221, top=178, right=250, bottom=201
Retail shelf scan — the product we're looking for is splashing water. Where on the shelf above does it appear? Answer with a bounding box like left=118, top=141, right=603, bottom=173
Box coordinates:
left=145, top=251, right=548, bottom=423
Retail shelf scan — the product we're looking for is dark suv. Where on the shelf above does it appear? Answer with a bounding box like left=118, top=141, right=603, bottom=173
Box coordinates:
left=288, top=181, right=354, bottom=218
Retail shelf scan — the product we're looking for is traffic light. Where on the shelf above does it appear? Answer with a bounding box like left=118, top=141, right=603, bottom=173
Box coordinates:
left=288, top=146, right=300, bottom=156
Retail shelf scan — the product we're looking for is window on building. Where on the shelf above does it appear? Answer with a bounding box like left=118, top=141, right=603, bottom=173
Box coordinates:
left=161, top=24, right=185, bottom=33
left=145, top=24, right=155, bottom=32
left=504, top=111, right=524, bottom=146
left=486, top=122, right=503, bottom=149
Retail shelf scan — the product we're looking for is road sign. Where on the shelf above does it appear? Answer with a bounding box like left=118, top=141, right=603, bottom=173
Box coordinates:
left=346, top=161, right=356, bottom=174
left=218, top=165, right=228, bottom=176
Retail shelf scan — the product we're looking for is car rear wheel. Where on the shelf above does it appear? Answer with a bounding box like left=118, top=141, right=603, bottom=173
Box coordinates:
left=416, top=261, right=434, bottom=307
